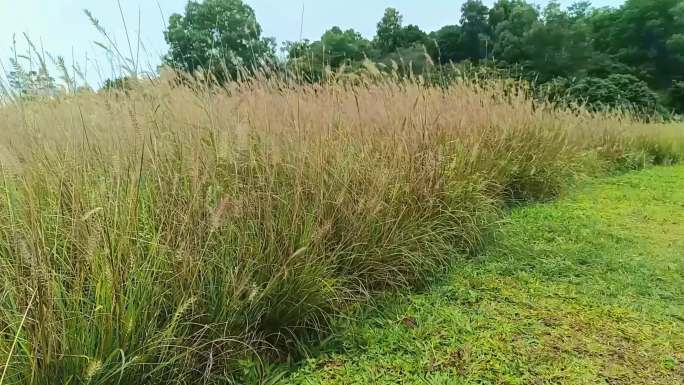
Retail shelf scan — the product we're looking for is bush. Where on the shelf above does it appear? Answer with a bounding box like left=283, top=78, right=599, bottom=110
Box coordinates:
left=542, top=74, right=662, bottom=117
left=667, top=81, right=684, bottom=114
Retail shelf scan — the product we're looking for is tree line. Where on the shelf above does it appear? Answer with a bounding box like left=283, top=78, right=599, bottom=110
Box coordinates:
left=4, top=0, right=683, bottom=115
left=162, top=0, right=684, bottom=115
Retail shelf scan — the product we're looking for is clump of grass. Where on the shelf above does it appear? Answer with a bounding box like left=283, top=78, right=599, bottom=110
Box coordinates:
left=285, top=165, right=684, bottom=385
left=0, top=73, right=681, bottom=384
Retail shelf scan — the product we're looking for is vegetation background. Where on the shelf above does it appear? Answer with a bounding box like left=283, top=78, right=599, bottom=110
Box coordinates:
left=3, top=0, right=684, bottom=117
left=0, top=0, right=683, bottom=384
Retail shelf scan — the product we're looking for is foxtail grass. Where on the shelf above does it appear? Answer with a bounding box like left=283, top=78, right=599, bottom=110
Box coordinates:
left=0, top=72, right=682, bottom=384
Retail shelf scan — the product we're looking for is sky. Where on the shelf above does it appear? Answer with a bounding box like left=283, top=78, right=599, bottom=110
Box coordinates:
left=0, top=0, right=624, bottom=86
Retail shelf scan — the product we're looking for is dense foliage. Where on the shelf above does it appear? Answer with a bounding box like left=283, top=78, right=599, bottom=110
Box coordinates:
left=163, top=0, right=275, bottom=81
left=543, top=74, right=662, bottom=115
left=159, top=0, right=684, bottom=115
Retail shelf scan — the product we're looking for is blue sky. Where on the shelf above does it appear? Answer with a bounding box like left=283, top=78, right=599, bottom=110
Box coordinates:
left=0, top=0, right=624, bottom=86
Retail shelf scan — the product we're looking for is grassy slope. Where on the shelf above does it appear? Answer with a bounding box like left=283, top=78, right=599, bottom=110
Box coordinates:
left=284, top=165, right=684, bottom=385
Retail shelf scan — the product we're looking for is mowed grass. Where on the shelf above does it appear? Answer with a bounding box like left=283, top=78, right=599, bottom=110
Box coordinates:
left=285, top=165, right=684, bottom=385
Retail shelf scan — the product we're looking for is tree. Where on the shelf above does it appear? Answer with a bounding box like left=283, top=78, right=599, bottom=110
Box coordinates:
left=286, top=27, right=371, bottom=79
left=588, top=0, right=684, bottom=88
left=398, top=25, right=429, bottom=49
left=5, top=34, right=58, bottom=100
left=6, top=67, right=56, bottom=99
left=427, top=1, right=492, bottom=65
left=489, top=0, right=539, bottom=64
left=375, top=8, right=404, bottom=53
left=429, top=25, right=464, bottom=64
left=521, top=2, right=584, bottom=81
left=316, top=27, right=371, bottom=68
left=460, top=0, right=491, bottom=62
left=500, top=1, right=615, bottom=83
left=164, top=0, right=275, bottom=81
left=489, top=0, right=537, bottom=32
left=567, top=1, right=593, bottom=20
left=374, top=8, right=429, bottom=56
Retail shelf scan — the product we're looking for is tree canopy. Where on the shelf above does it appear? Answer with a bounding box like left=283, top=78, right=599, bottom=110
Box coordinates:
left=164, top=0, right=275, bottom=80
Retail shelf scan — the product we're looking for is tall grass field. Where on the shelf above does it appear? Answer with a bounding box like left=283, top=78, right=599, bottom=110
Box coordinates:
left=0, top=73, right=682, bottom=384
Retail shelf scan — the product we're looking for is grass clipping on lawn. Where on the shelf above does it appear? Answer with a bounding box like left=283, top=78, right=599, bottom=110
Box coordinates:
left=0, top=74, right=681, bottom=384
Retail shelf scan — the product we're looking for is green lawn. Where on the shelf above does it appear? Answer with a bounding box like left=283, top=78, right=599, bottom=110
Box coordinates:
left=283, top=166, right=684, bottom=385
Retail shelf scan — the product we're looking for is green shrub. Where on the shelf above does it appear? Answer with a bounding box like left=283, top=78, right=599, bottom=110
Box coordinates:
left=667, top=81, right=684, bottom=114
left=570, top=75, right=659, bottom=113
left=541, top=74, right=662, bottom=117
